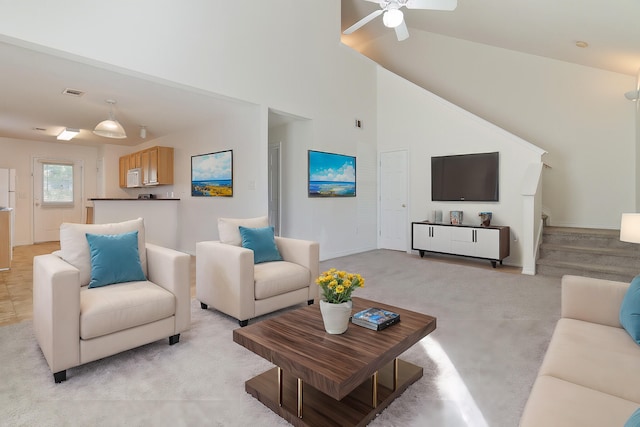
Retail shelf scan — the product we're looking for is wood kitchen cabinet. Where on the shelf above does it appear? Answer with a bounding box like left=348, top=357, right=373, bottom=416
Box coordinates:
left=119, top=146, right=174, bottom=188
left=142, top=146, right=173, bottom=186
left=118, top=155, right=129, bottom=188
left=129, top=151, right=142, bottom=169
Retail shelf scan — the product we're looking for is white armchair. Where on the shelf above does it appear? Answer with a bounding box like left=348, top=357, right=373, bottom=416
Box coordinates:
left=196, top=217, right=319, bottom=326
left=33, top=218, right=190, bottom=383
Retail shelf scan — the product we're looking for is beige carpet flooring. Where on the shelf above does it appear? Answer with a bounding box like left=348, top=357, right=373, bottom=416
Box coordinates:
left=0, top=249, right=561, bottom=426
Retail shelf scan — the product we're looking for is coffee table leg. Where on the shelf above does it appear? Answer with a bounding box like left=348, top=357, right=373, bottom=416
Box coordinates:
left=278, top=367, right=283, bottom=406
left=297, top=378, right=303, bottom=418
left=372, top=371, right=378, bottom=408
left=393, top=358, right=399, bottom=390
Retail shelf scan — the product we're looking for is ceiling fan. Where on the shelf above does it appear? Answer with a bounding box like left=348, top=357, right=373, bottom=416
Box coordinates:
left=343, top=0, right=457, bottom=42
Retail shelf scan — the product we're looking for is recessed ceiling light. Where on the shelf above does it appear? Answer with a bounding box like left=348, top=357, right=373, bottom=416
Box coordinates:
left=575, top=41, right=588, bottom=48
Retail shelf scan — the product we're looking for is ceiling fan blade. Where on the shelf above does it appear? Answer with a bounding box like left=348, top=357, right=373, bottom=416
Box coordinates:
left=343, top=9, right=383, bottom=35
left=395, top=19, right=409, bottom=41
left=405, top=0, right=457, bottom=11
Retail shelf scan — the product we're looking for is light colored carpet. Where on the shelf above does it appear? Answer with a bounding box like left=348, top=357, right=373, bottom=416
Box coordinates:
left=0, top=250, right=561, bottom=426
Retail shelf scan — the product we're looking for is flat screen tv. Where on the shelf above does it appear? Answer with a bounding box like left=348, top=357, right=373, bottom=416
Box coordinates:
left=431, top=152, right=499, bottom=202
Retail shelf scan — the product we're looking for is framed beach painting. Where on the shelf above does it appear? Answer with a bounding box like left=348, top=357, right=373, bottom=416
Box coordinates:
left=191, top=150, right=233, bottom=197
left=308, top=150, right=356, bottom=197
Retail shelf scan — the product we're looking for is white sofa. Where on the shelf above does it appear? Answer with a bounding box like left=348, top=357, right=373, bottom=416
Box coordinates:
left=33, top=218, right=191, bottom=382
left=520, top=275, right=640, bottom=426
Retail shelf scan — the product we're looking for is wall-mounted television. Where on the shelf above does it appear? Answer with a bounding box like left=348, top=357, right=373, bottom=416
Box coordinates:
left=431, top=152, right=499, bottom=202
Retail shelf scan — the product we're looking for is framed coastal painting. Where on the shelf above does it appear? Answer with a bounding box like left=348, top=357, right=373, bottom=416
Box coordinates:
left=308, top=150, right=356, bottom=197
left=191, top=150, right=233, bottom=197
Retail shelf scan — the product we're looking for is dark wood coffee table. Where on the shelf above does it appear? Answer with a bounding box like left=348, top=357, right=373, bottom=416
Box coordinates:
left=233, top=297, right=437, bottom=427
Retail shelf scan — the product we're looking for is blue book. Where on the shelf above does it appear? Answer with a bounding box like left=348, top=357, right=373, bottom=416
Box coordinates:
left=352, top=307, right=400, bottom=331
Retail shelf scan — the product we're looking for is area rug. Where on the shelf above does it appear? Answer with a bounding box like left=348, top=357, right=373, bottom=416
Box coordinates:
left=0, top=250, right=561, bottom=427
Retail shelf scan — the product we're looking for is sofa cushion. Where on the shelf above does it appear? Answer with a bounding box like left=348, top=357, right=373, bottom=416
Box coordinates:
left=539, top=318, right=640, bottom=403
left=239, top=226, right=283, bottom=264
left=520, top=375, right=639, bottom=427
left=620, top=275, right=640, bottom=345
left=254, top=261, right=310, bottom=300
left=86, top=231, right=146, bottom=288
left=626, top=408, right=640, bottom=427
left=218, top=216, right=268, bottom=246
left=80, top=281, right=175, bottom=340
left=60, top=218, right=147, bottom=287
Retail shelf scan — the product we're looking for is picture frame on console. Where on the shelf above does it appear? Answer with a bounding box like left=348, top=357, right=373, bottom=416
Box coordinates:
left=191, top=150, right=233, bottom=197
left=308, top=150, right=356, bottom=197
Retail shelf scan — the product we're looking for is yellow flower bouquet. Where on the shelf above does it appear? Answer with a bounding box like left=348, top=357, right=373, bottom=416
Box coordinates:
left=316, top=268, right=365, bottom=304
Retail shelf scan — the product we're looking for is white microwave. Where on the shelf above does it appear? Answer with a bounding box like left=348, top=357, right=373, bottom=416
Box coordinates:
left=127, top=168, right=142, bottom=188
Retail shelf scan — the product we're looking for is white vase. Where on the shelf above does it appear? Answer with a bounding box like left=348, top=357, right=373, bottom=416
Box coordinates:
left=320, top=300, right=353, bottom=334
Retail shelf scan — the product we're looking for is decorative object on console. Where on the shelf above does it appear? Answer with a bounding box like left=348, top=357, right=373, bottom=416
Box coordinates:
left=479, top=212, right=492, bottom=227
left=191, top=150, right=233, bottom=197
left=316, top=268, right=365, bottom=334
left=308, top=150, right=356, bottom=197
left=450, top=210, right=463, bottom=225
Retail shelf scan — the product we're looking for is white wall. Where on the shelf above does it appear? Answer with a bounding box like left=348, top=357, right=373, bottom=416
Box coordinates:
left=359, top=30, right=636, bottom=229
left=0, top=137, right=99, bottom=245
left=377, top=68, right=545, bottom=267
left=0, top=1, right=379, bottom=260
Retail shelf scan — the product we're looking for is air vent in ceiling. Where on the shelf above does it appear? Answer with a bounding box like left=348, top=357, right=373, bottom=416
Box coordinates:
left=62, top=88, right=85, bottom=97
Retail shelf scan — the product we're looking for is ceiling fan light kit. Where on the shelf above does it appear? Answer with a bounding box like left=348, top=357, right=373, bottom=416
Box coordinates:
left=344, top=0, right=457, bottom=41
left=93, top=99, right=127, bottom=139
left=383, top=9, right=404, bottom=28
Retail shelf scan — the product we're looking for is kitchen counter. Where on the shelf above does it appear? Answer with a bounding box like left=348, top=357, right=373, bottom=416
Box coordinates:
left=92, top=199, right=179, bottom=249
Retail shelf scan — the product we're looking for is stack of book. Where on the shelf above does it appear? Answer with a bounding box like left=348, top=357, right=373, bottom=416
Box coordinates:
left=352, top=307, right=400, bottom=331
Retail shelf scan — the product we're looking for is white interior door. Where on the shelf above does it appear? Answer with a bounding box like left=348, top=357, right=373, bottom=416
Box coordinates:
left=379, top=150, right=408, bottom=251
left=33, top=158, right=84, bottom=243
left=268, top=143, right=281, bottom=236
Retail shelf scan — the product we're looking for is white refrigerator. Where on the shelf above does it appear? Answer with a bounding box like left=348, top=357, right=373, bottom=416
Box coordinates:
left=0, top=169, right=16, bottom=266
left=0, top=168, right=16, bottom=209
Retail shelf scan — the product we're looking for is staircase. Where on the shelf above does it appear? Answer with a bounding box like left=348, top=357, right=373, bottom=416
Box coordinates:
left=536, top=226, right=640, bottom=283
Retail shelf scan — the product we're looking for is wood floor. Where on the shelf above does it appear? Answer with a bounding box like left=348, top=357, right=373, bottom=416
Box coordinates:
left=0, top=242, right=197, bottom=328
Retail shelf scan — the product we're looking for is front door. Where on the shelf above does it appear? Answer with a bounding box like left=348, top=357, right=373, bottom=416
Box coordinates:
left=33, top=158, right=84, bottom=243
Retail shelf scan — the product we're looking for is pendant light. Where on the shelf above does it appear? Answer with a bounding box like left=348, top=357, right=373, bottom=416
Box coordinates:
left=93, top=99, right=127, bottom=139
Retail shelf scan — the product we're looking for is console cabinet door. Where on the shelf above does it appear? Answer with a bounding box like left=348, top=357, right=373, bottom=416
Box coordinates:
left=429, top=225, right=451, bottom=253
left=474, top=228, right=501, bottom=259
left=450, top=227, right=475, bottom=257
left=412, top=223, right=431, bottom=250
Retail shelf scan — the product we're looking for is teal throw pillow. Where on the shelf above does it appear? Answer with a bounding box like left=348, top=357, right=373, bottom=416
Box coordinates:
left=620, top=275, right=640, bottom=345
left=238, top=226, right=283, bottom=264
left=625, top=408, right=640, bottom=427
left=86, top=231, right=146, bottom=288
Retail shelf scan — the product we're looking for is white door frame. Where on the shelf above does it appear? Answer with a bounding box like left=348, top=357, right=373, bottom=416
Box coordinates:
left=268, top=142, right=282, bottom=236
left=32, top=156, right=85, bottom=243
left=378, top=149, right=409, bottom=251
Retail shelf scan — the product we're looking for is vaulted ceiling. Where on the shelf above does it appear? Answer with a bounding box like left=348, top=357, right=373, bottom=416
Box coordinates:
left=2, top=1, right=639, bottom=148
left=341, top=0, right=640, bottom=77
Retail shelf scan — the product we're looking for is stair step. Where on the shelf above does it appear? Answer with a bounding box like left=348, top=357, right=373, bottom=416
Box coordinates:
left=542, top=226, right=636, bottom=250
left=537, top=226, right=640, bottom=282
left=536, top=258, right=637, bottom=283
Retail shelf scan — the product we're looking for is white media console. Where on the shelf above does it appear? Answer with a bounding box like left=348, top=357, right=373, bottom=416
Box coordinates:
left=411, top=221, right=510, bottom=268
